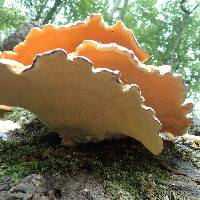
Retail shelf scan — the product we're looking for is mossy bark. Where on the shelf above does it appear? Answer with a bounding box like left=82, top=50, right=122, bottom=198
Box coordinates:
left=0, top=108, right=200, bottom=200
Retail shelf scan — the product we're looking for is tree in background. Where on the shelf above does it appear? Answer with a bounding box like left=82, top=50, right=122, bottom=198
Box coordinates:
left=0, top=0, right=25, bottom=43
left=1, top=0, right=199, bottom=108
left=16, top=0, right=109, bottom=24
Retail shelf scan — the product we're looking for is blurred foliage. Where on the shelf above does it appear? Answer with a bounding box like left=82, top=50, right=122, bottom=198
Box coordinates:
left=0, top=0, right=200, bottom=102
left=0, top=0, right=25, bottom=34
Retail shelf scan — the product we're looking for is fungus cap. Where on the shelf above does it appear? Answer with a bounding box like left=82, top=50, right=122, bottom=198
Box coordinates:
left=74, top=40, right=193, bottom=135
left=0, top=14, right=148, bottom=66
left=0, top=49, right=162, bottom=154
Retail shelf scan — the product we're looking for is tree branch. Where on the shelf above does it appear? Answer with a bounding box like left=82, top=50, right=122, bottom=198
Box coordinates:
left=180, top=0, right=190, bottom=14
left=42, top=0, right=62, bottom=25
left=174, top=52, right=182, bottom=72
left=180, top=0, right=200, bottom=15
left=169, top=18, right=186, bottom=67
left=119, top=0, right=129, bottom=21
left=35, top=0, right=49, bottom=21
left=169, top=0, right=199, bottom=67
left=109, top=0, right=121, bottom=20
left=190, top=2, right=200, bottom=15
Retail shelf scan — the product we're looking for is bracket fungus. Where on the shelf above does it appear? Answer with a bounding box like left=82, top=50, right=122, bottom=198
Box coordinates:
left=0, top=14, right=148, bottom=65
left=74, top=40, right=193, bottom=135
left=0, top=50, right=162, bottom=155
left=0, top=14, right=192, bottom=155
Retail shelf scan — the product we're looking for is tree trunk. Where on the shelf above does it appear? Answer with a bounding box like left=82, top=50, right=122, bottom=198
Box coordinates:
left=119, top=0, right=129, bottom=21
left=169, top=15, right=187, bottom=68
left=42, top=0, right=62, bottom=25
left=35, top=0, right=49, bottom=21
left=109, top=0, right=121, bottom=20
left=2, top=21, right=41, bottom=51
left=169, top=0, right=200, bottom=69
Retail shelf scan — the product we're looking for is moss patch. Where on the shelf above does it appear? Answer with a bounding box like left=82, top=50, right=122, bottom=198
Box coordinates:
left=0, top=108, right=200, bottom=200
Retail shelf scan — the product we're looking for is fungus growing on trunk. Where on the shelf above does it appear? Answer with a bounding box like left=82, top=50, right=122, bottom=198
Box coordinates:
left=0, top=14, right=192, bottom=154
left=0, top=50, right=162, bottom=154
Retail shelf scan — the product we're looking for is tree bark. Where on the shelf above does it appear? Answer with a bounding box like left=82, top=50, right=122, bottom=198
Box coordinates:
left=169, top=0, right=200, bottom=69
left=109, top=0, right=121, bottom=20
left=42, top=0, right=62, bottom=25
left=169, top=15, right=187, bottom=68
left=2, top=21, right=41, bottom=51
left=35, top=0, right=49, bottom=21
left=119, top=0, right=129, bottom=21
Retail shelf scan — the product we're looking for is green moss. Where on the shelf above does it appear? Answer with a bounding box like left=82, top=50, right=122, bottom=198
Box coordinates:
left=3, top=108, right=36, bottom=123
left=0, top=109, right=199, bottom=199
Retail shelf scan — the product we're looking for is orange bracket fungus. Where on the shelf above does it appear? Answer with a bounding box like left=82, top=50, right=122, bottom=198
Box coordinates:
left=0, top=14, right=192, bottom=155
left=74, top=40, right=193, bottom=135
left=0, top=14, right=148, bottom=65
